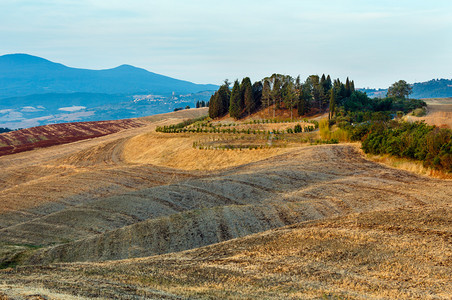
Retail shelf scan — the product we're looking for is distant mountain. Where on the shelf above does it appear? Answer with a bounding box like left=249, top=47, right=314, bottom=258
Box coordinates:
left=0, top=54, right=218, bottom=99
left=411, top=79, right=452, bottom=99
left=359, top=79, right=452, bottom=99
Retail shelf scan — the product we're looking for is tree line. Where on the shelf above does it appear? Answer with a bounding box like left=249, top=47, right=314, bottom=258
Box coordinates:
left=195, top=100, right=208, bottom=108
left=208, top=74, right=356, bottom=120
left=0, top=127, right=12, bottom=133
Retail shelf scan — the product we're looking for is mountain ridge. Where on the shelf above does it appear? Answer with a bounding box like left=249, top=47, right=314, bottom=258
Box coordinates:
left=0, top=53, right=218, bottom=98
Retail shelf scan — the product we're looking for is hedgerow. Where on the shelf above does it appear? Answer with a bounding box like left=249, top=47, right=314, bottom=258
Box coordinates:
left=356, top=121, right=451, bottom=172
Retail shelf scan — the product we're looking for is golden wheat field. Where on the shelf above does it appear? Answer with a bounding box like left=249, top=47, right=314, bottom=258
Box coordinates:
left=0, top=108, right=451, bottom=299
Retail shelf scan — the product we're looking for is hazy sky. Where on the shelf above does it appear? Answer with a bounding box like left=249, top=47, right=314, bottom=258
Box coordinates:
left=1, top=0, right=451, bottom=88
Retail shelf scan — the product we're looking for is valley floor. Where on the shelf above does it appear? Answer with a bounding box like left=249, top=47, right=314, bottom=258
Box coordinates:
left=0, top=108, right=450, bottom=299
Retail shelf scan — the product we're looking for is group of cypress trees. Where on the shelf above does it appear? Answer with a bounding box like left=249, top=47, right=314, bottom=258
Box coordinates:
left=208, top=74, right=355, bottom=120
left=209, top=78, right=263, bottom=119
left=195, top=100, right=208, bottom=108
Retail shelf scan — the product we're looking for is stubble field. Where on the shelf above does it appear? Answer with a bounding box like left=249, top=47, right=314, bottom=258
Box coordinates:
left=0, top=107, right=450, bottom=299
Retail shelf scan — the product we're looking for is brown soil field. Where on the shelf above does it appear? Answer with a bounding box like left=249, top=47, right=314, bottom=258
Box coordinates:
left=0, top=107, right=451, bottom=299
left=0, top=119, right=145, bottom=157
left=405, top=98, right=452, bottom=128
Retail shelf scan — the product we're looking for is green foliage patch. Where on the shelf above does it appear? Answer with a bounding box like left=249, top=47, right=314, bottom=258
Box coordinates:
left=354, top=121, right=451, bottom=172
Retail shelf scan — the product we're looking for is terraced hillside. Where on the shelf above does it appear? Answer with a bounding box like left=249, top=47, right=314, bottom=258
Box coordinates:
left=0, top=107, right=451, bottom=299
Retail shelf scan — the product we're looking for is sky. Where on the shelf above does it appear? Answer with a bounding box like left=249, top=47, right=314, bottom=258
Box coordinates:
left=1, top=0, right=451, bottom=88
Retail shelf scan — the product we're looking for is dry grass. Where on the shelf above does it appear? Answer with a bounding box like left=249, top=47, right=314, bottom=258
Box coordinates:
left=0, top=109, right=208, bottom=214
left=319, top=119, right=350, bottom=142
left=123, top=132, right=293, bottom=170
left=405, top=98, right=452, bottom=128
left=1, top=206, right=450, bottom=299
left=365, top=153, right=452, bottom=180
left=0, top=107, right=451, bottom=299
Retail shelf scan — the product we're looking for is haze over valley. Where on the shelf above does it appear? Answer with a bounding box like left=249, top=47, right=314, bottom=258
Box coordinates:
left=0, top=54, right=217, bottom=129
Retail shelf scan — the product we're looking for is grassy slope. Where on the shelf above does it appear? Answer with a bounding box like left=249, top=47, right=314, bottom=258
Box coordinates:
left=15, top=144, right=450, bottom=265
left=0, top=106, right=451, bottom=299
left=405, top=97, right=452, bottom=128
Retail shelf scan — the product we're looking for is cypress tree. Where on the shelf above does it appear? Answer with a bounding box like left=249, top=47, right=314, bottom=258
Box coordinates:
left=208, top=92, right=220, bottom=118
left=229, top=80, right=241, bottom=119
left=319, top=74, right=329, bottom=110
left=209, top=83, right=230, bottom=119
left=320, top=74, right=326, bottom=83
left=329, top=88, right=336, bottom=120
left=306, top=75, right=321, bottom=110
left=262, top=79, right=271, bottom=109
left=351, top=80, right=355, bottom=93
left=345, top=77, right=352, bottom=97
left=241, top=77, right=253, bottom=116
left=298, top=83, right=311, bottom=116
left=282, top=81, right=296, bottom=120
left=244, top=85, right=254, bottom=116
left=252, top=81, right=263, bottom=109
left=272, top=76, right=282, bottom=113
left=218, top=84, right=230, bottom=116
left=320, top=74, right=326, bottom=93
left=326, top=75, right=332, bottom=90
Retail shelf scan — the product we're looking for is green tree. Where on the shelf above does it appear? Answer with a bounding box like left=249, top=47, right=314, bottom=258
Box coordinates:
left=208, top=92, right=220, bottom=118
left=282, top=80, right=296, bottom=120
left=333, top=78, right=347, bottom=106
left=229, top=80, right=242, bottom=119
left=218, top=83, right=231, bottom=115
left=305, top=75, right=322, bottom=110
left=329, top=88, right=336, bottom=120
left=252, top=81, right=263, bottom=110
left=387, top=80, right=413, bottom=99
left=321, top=74, right=332, bottom=97
left=345, top=77, right=352, bottom=97
left=209, top=82, right=230, bottom=119
left=271, top=75, right=282, bottom=111
left=298, top=82, right=312, bottom=116
left=241, top=77, right=254, bottom=116
left=262, top=79, right=272, bottom=112
left=326, top=75, right=332, bottom=91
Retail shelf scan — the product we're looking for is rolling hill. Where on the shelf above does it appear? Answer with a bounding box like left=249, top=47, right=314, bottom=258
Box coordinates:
left=0, top=108, right=450, bottom=299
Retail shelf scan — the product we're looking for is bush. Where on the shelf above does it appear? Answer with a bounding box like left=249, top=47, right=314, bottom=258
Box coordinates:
left=294, top=124, right=302, bottom=133
left=411, top=107, right=427, bottom=117
left=319, top=119, right=330, bottom=140
left=360, top=121, right=451, bottom=172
